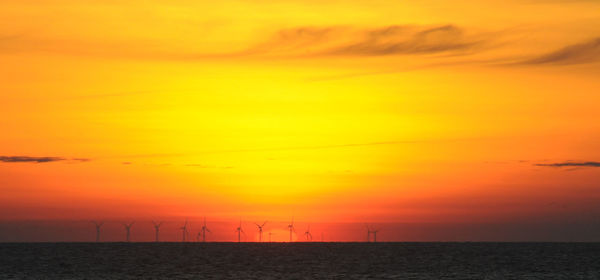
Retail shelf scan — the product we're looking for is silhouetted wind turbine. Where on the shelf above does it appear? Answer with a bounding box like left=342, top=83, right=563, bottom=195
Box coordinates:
left=180, top=220, right=189, bottom=242
left=366, top=224, right=380, bottom=242
left=200, top=217, right=211, bottom=242
left=92, top=221, right=104, bottom=242
left=304, top=225, right=313, bottom=241
left=371, top=228, right=380, bottom=242
left=235, top=220, right=245, bottom=242
left=287, top=217, right=296, bottom=242
left=254, top=221, right=267, bottom=242
left=268, top=232, right=274, bottom=242
left=152, top=221, right=163, bottom=242
left=123, top=222, right=135, bottom=242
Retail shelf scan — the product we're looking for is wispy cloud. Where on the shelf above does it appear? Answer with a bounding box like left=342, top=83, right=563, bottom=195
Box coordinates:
left=0, top=156, right=90, bottom=163
left=327, top=25, right=484, bottom=56
left=4, top=25, right=599, bottom=68
left=246, top=25, right=493, bottom=58
left=521, top=37, right=600, bottom=65
left=535, top=161, right=600, bottom=168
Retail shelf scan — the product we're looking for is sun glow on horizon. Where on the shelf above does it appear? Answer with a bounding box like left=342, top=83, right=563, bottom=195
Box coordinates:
left=1, top=0, right=600, bottom=242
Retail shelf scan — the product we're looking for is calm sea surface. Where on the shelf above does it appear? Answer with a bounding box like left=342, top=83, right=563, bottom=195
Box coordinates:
left=1, top=242, right=599, bottom=279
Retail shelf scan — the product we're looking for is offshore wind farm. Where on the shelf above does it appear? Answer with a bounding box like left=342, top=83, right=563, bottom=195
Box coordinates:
left=3, top=0, right=600, bottom=278
left=81, top=218, right=344, bottom=243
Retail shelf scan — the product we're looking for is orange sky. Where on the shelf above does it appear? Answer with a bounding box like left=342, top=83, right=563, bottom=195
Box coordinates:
left=1, top=0, right=600, bottom=241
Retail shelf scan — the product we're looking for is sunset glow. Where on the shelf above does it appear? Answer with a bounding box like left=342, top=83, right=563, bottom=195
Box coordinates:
left=2, top=0, right=600, bottom=242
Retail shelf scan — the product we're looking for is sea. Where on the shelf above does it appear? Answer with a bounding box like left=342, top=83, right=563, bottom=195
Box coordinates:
left=1, top=242, right=599, bottom=279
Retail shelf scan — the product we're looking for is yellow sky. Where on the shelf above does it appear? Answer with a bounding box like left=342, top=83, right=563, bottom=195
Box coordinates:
left=1, top=0, right=600, bottom=240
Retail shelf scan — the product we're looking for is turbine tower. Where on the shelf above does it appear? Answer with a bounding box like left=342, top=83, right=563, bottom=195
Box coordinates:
left=372, top=229, right=379, bottom=242
left=287, top=217, right=296, bottom=242
left=200, top=217, right=211, bottom=242
left=366, top=224, right=380, bottom=242
left=123, top=222, right=135, bottom=242
left=92, top=221, right=104, bottom=242
left=254, top=221, right=267, bottom=242
left=268, top=232, right=274, bottom=242
left=304, top=225, right=313, bottom=241
left=235, top=220, right=245, bottom=242
left=152, top=221, right=163, bottom=242
left=180, top=220, right=189, bottom=242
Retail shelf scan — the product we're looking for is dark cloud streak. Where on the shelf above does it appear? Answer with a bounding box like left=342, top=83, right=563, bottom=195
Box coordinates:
left=0, top=156, right=65, bottom=163
left=535, top=161, right=600, bottom=168
left=0, top=156, right=91, bottom=163
left=521, top=37, right=600, bottom=65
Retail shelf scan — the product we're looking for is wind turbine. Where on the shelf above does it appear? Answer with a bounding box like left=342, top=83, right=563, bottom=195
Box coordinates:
left=180, top=220, right=189, bottom=242
left=268, top=232, right=274, bottom=242
left=235, top=220, right=245, bottom=242
left=254, top=221, right=267, bottom=242
left=366, top=224, right=380, bottom=242
left=372, top=229, right=380, bottom=242
left=304, top=225, right=313, bottom=241
left=200, top=217, right=211, bottom=242
left=123, top=221, right=135, bottom=242
left=287, top=217, right=296, bottom=242
left=92, top=221, right=104, bottom=242
left=152, top=221, right=163, bottom=242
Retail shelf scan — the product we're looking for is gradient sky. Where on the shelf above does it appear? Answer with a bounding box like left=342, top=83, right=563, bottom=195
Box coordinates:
left=1, top=0, right=600, bottom=242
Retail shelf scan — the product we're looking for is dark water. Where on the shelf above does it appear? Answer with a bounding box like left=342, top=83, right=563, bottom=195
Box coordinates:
left=1, top=243, right=599, bottom=279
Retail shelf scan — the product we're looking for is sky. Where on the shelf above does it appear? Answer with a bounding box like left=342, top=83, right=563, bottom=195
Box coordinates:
left=1, top=0, right=600, bottom=242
